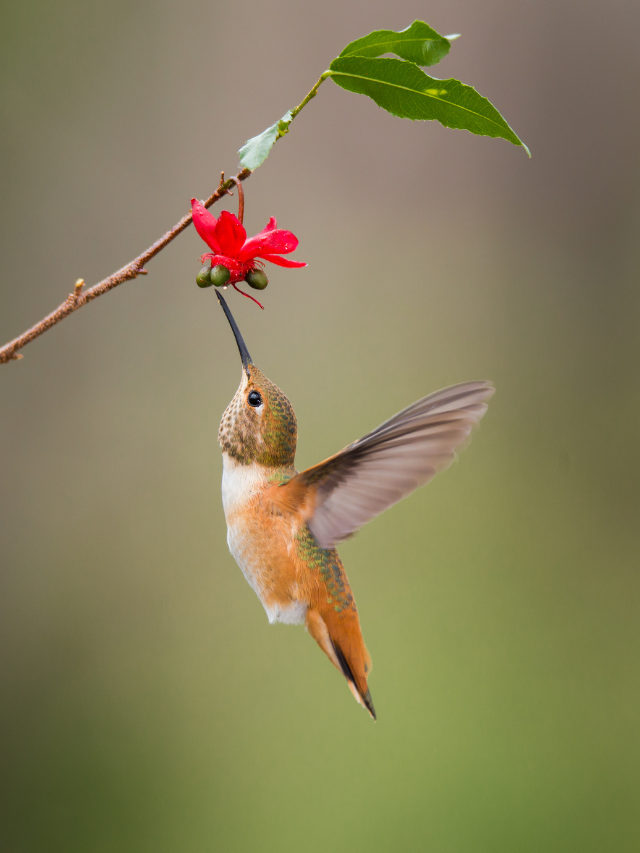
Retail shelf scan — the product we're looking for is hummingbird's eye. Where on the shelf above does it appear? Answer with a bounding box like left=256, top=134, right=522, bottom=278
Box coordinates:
left=247, top=390, right=263, bottom=407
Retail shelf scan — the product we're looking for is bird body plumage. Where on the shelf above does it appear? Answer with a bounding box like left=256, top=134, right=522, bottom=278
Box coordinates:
left=215, top=291, right=493, bottom=719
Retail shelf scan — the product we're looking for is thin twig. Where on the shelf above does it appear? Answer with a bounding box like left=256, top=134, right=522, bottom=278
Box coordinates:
left=0, top=66, right=329, bottom=365
left=0, top=167, right=252, bottom=364
left=289, top=72, right=330, bottom=120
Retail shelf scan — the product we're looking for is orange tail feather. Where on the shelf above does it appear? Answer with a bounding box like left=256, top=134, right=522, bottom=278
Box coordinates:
left=306, top=607, right=376, bottom=719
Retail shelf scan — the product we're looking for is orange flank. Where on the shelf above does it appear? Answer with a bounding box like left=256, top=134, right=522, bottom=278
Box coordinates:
left=221, top=443, right=375, bottom=717
left=215, top=291, right=494, bottom=719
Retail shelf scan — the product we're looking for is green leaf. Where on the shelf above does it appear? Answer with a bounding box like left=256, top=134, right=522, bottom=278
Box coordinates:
left=339, top=20, right=452, bottom=68
left=328, top=56, right=529, bottom=154
left=238, top=110, right=293, bottom=170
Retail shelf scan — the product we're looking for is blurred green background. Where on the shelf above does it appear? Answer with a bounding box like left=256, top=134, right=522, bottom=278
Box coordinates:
left=1, top=1, right=639, bottom=851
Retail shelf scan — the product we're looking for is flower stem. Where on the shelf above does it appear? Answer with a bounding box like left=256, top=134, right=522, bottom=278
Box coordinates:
left=228, top=176, right=245, bottom=224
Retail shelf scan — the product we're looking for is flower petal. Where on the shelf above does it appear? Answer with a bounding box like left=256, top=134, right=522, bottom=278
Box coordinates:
left=260, top=254, right=307, bottom=268
left=238, top=228, right=299, bottom=262
left=263, top=216, right=277, bottom=231
left=191, top=198, right=221, bottom=253
left=214, top=211, right=246, bottom=257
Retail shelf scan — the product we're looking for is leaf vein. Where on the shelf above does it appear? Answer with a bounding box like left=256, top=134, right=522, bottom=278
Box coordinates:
left=330, top=71, right=508, bottom=131
left=343, top=37, right=444, bottom=54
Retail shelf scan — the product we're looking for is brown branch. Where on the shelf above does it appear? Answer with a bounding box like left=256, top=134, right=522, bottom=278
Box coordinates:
left=0, top=167, right=252, bottom=364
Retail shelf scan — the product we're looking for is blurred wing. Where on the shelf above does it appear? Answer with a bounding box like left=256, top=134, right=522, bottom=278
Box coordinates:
left=292, top=381, right=494, bottom=549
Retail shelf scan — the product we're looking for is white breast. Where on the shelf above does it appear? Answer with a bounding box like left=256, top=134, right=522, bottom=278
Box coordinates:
left=220, top=454, right=306, bottom=626
left=221, top=453, right=268, bottom=518
left=221, top=454, right=268, bottom=595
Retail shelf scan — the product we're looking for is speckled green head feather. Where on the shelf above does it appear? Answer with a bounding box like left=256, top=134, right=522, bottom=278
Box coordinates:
left=218, top=364, right=297, bottom=467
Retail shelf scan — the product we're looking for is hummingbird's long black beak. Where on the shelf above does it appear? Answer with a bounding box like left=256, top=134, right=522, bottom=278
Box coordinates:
left=215, top=291, right=253, bottom=375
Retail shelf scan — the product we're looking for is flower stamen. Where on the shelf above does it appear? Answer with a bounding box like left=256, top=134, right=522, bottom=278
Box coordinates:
left=232, top=282, right=264, bottom=310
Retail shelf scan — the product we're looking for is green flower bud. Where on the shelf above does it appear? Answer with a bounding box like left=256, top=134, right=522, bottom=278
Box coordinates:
left=245, top=269, right=269, bottom=290
left=210, top=264, right=231, bottom=287
left=196, top=266, right=213, bottom=287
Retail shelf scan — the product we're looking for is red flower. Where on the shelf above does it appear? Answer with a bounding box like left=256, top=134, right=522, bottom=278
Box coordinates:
left=191, top=198, right=305, bottom=306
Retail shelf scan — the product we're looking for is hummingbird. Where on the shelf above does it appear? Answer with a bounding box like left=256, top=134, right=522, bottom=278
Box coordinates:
left=215, top=291, right=494, bottom=719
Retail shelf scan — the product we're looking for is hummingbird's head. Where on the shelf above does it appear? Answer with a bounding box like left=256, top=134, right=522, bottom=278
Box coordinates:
left=216, top=293, right=297, bottom=467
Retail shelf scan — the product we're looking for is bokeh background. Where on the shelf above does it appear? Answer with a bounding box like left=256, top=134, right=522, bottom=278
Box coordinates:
left=2, top=1, right=639, bottom=850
